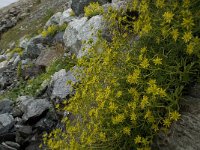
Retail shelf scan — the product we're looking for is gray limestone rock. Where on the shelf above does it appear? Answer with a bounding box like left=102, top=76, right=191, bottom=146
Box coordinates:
left=0, top=113, right=14, bottom=135
left=50, top=67, right=79, bottom=99
left=45, top=12, right=62, bottom=28
left=17, top=96, right=51, bottom=122
left=63, top=15, right=105, bottom=58
left=0, top=99, right=13, bottom=114
left=0, top=61, right=8, bottom=72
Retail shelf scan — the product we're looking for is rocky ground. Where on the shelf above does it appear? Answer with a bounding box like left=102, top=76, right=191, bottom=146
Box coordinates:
left=0, top=0, right=199, bottom=150
left=0, top=0, right=68, bottom=49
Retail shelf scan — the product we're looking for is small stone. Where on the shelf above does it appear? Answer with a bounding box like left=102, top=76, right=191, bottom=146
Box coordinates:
left=4, top=141, right=20, bottom=149
left=1, top=142, right=17, bottom=150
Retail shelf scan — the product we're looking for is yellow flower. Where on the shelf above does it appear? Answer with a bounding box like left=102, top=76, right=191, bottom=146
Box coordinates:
left=182, top=31, right=192, bottom=43
left=146, top=84, right=159, bottom=95
left=123, top=127, right=131, bottom=135
left=140, top=1, right=148, bottom=13
left=112, top=114, right=125, bottom=124
left=170, top=111, right=181, bottom=121
left=141, top=95, right=149, bottom=109
left=140, top=58, right=150, bottom=69
left=134, top=135, right=142, bottom=144
left=109, top=102, right=118, bottom=112
left=86, top=137, right=93, bottom=144
left=161, top=27, right=169, bottom=37
left=153, top=57, right=162, bottom=65
left=158, top=88, right=167, bottom=97
left=163, top=118, right=171, bottom=127
left=139, top=54, right=143, bottom=61
left=141, top=47, right=147, bottom=53
left=89, top=108, right=98, bottom=118
left=186, top=42, right=194, bottom=55
left=156, top=0, right=165, bottom=8
left=128, top=101, right=137, bottom=110
left=116, top=91, right=122, bottom=98
left=128, top=88, right=139, bottom=97
left=163, top=11, right=174, bottom=23
left=148, top=79, right=156, bottom=86
left=127, top=69, right=141, bottom=84
left=152, top=124, right=159, bottom=132
left=144, top=109, right=152, bottom=120
left=181, top=17, right=195, bottom=30
left=142, top=23, right=152, bottom=34
left=99, top=132, right=106, bottom=141
left=171, top=29, right=179, bottom=41
left=183, top=0, right=190, bottom=7
left=130, top=112, right=137, bottom=121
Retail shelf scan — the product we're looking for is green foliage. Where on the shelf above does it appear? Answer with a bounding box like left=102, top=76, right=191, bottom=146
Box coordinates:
left=17, top=62, right=22, bottom=79
left=41, top=23, right=68, bottom=38
left=84, top=2, right=104, bottom=18
left=44, top=0, right=200, bottom=150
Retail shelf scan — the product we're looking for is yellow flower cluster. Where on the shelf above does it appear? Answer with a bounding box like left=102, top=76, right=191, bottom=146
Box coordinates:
left=43, top=0, right=200, bottom=149
left=84, top=2, right=104, bottom=18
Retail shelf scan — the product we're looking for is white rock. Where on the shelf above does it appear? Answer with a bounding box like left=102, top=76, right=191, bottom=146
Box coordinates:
left=0, top=113, right=14, bottom=134
left=45, top=12, right=62, bottom=28
left=19, top=37, right=29, bottom=49
left=59, top=8, right=75, bottom=25
left=0, top=61, right=8, bottom=72
left=51, top=67, right=79, bottom=99
left=63, top=15, right=105, bottom=58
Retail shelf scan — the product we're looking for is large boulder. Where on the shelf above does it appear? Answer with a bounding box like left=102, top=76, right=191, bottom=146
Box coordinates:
left=63, top=15, right=105, bottom=58
left=71, top=0, right=110, bottom=16
left=63, top=17, right=87, bottom=55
